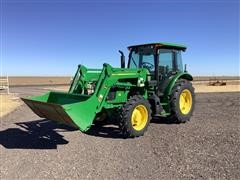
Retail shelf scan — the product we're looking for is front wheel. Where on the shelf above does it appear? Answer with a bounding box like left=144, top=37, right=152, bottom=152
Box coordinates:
left=170, top=79, right=195, bottom=123
left=119, top=95, right=152, bottom=138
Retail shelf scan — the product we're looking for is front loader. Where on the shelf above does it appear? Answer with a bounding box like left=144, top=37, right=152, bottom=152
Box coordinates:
left=22, top=42, right=195, bottom=138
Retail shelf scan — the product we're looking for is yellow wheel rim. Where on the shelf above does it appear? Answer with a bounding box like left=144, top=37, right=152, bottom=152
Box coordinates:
left=131, top=105, right=148, bottom=131
left=179, top=89, right=192, bottom=115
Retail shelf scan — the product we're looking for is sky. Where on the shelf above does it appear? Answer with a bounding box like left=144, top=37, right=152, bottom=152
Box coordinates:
left=0, top=0, right=239, bottom=76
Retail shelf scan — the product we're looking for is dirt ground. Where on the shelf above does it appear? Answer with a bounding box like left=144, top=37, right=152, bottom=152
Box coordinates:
left=8, top=76, right=71, bottom=86
left=194, top=84, right=240, bottom=93
left=0, top=86, right=239, bottom=179
left=0, top=94, right=22, bottom=118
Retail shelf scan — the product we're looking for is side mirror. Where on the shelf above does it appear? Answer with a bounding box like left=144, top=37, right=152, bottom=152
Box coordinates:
left=119, top=50, right=125, bottom=68
left=184, top=64, right=187, bottom=72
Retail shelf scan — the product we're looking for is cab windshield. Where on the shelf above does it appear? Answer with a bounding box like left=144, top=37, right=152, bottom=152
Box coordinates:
left=128, top=48, right=155, bottom=72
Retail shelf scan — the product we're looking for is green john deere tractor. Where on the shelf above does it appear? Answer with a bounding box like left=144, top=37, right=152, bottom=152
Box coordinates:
left=22, top=42, right=195, bottom=138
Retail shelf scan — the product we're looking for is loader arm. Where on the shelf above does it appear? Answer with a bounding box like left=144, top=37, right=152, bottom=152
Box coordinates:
left=22, top=63, right=148, bottom=132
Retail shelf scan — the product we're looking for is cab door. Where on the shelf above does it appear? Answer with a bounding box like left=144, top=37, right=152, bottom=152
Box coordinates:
left=158, top=49, right=175, bottom=93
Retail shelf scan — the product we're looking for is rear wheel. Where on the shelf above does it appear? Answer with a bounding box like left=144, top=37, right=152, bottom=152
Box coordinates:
left=170, top=79, right=195, bottom=123
left=119, top=95, right=152, bottom=138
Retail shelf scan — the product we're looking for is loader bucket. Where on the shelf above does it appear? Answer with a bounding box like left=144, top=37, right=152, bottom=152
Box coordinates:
left=21, top=91, right=99, bottom=131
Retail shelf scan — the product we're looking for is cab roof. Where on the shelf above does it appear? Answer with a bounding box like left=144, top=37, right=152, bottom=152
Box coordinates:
left=128, top=42, right=187, bottom=51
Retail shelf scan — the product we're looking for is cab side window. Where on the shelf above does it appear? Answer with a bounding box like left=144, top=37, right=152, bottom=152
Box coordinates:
left=176, top=50, right=183, bottom=71
left=158, top=49, right=174, bottom=74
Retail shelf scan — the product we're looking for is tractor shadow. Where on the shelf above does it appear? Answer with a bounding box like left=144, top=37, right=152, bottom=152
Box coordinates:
left=150, top=117, right=178, bottom=124
left=0, top=119, right=76, bottom=149
left=85, top=119, right=123, bottom=139
left=0, top=118, right=176, bottom=149
left=85, top=117, right=175, bottom=138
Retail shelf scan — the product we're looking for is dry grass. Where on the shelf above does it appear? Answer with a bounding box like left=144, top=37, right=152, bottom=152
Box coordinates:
left=9, top=76, right=71, bottom=86
left=194, top=84, right=240, bottom=93
left=44, top=86, right=69, bottom=92
left=0, top=94, right=22, bottom=118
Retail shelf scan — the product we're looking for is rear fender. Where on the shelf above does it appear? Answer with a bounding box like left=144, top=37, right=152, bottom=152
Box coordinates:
left=164, top=72, right=193, bottom=96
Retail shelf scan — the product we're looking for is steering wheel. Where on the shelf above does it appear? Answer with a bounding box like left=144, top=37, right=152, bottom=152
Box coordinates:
left=142, top=62, right=154, bottom=71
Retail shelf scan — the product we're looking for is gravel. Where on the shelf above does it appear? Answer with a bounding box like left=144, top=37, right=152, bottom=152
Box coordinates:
left=1, top=89, right=239, bottom=179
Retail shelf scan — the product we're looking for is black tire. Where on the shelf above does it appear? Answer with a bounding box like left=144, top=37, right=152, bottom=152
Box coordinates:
left=169, top=79, right=195, bottom=123
left=119, top=95, right=152, bottom=138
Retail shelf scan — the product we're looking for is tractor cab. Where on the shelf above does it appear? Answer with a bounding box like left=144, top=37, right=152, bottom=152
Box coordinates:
left=127, top=42, right=187, bottom=93
left=128, top=42, right=186, bottom=74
